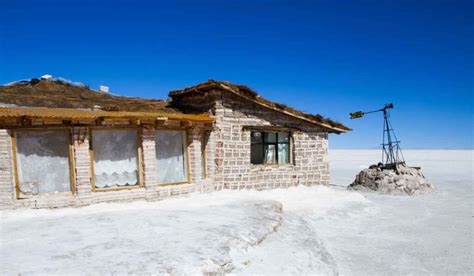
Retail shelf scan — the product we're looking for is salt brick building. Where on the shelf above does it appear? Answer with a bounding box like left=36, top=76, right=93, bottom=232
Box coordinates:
left=0, top=78, right=349, bottom=209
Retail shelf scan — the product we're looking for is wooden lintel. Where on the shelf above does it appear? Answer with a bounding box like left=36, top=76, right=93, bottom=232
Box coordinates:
left=142, top=124, right=155, bottom=130
left=156, top=119, right=168, bottom=127
left=180, top=121, right=193, bottom=128
left=242, top=125, right=301, bottom=132
left=129, top=119, right=141, bottom=125
left=18, top=116, right=32, bottom=127
left=155, top=116, right=168, bottom=126
left=95, top=117, right=104, bottom=126
left=203, top=122, right=214, bottom=129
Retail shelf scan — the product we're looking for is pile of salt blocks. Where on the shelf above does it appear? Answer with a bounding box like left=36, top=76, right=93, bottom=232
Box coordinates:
left=349, top=163, right=434, bottom=195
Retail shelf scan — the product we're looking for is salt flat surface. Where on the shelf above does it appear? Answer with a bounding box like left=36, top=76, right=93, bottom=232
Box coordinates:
left=0, top=150, right=472, bottom=275
left=328, top=150, right=473, bottom=275
left=0, top=198, right=284, bottom=274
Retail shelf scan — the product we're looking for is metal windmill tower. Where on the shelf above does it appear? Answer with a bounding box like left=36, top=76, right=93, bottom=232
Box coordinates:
left=350, top=103, right=406, bottom=169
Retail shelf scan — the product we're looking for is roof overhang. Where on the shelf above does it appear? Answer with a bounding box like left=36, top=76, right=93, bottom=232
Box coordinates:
left=0, top=107, right=215, bottom=122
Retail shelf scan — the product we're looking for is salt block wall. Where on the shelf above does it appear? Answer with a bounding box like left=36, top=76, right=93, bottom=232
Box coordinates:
left=0, top=125, right=213, bottom=209
left=0, top=129, right=15, bottom=208
left=172, top=91, right=331, bottom=190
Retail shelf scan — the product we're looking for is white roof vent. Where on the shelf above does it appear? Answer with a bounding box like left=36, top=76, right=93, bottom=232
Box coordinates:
left=99, top=85, right=109, bottom=93
left=40, top=74, right=52, bottom=80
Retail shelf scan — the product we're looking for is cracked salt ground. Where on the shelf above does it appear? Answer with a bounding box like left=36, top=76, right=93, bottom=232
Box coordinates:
left=229, top=188, right=374, bottom=274
left=0, top=186, right=367, bottom=275
left=1, top=200, right=284, bottom=275
left=230, top=211, right=339, bottom=274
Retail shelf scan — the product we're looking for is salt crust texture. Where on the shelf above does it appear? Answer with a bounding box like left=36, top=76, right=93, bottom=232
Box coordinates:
left=349, top=164, right=435, bottom=195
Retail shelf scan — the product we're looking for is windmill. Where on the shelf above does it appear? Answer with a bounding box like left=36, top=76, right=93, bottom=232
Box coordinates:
left=350, top=103, right=405, bottom=169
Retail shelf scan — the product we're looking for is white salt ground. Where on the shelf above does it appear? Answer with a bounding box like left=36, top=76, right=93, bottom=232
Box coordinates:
left=328, top=150, right=473, bottom=275
left=0, top=150, right=472, bottom=275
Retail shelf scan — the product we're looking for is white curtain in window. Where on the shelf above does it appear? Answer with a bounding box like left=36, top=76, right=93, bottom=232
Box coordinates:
left=278, top=144, right=289, bottom=164
left=264, top=144, right=276, bottom=164
left=92, top=130, right=138, bottom=188
left=155, top=130, right=187, bottom=183
left=16, top=131, right=71, bottom=195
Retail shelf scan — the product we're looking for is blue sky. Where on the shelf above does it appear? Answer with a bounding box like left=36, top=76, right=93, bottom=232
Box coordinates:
left=1, top=0, right=472, bottom=149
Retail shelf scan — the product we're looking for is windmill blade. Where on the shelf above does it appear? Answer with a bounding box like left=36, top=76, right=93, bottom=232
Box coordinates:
left=350, top=111, right=364, bottom=119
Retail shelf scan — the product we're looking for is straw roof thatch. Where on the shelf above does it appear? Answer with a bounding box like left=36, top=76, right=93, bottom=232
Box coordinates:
left=170, top=80, right=350, bottom=133
left=0, top=78, right=349, bottom=132
left=0, top=78, right=178, bottom=113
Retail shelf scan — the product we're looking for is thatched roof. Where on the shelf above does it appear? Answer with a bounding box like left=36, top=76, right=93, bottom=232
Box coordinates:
left=170, top=80, right=350, bottom=133
left=0, top=78, right=214, bottom=122
left=0, top=77, right=349, bottom=131
left=0, top=78, right=178, bottom=113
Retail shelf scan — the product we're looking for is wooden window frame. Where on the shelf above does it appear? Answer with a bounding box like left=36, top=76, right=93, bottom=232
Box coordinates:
left=11, top=128, right=76, bottom=199
left=155, top=128, right=191, bottom=186
left=89, top=127, right=143, bottom=192
left=251, top=131, right=292, bottom=165
left=201, top=130, right=209, bottom=179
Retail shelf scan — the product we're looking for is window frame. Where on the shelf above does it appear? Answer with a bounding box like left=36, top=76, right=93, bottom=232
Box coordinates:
left=201, top=130, right=209, bottom=179
left=250, top=131, right=292, bottom=165
left=11, top=128, right=76, bottom=199
left=89, top=127, right=143, bottom=192
left=154, top=128, right=191, bottom=186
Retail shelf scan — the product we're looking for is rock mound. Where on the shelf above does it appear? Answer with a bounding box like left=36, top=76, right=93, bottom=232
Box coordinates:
left=349, top=163, right=434, bottom=195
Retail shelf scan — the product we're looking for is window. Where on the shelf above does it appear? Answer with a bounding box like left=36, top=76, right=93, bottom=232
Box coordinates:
left=251, top=132, right=290, bottom=165
left=155, top=130, right=188, bottom=184
left=91, top=129, right=140, bottom=190
left=14, top=130, right=73, bottom=196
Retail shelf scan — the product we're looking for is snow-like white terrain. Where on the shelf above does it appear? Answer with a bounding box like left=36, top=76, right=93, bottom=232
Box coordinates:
left=0, top=150, right=472, bottom=275
left=327, top=150, right=472, bottom=275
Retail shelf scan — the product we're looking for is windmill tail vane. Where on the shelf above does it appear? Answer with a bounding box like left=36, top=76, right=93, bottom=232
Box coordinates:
left=350, top=103, right=405, bottom=168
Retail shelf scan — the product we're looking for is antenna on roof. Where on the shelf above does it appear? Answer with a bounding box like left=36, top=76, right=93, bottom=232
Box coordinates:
left=350, top=103, right=405, bottom=169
